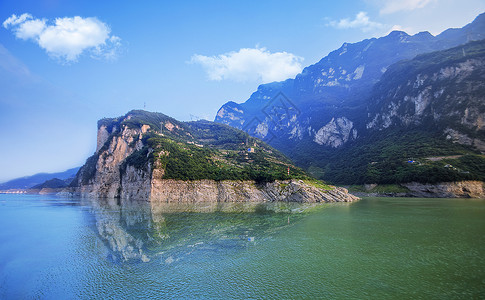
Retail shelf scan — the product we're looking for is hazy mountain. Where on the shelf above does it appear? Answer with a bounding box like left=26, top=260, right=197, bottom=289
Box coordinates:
left=30, top=178, right=70, bottom=190
left=0, top=167, right=80, bottom=190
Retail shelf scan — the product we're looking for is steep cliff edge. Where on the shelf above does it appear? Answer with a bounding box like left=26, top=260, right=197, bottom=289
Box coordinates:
left=71, top=110, right=358, bottom=203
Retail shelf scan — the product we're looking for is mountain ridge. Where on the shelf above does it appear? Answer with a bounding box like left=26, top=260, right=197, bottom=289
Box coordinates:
left=0, top=167, right=80, bottom=190
left=214, top=12, right=485, bottom=185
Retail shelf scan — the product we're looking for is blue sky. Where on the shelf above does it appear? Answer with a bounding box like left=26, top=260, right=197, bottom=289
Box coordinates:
left=0, top=0, right=484, bottom=182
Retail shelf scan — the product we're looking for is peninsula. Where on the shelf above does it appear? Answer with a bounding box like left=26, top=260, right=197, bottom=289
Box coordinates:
left=69, top=110, right=358, bottom=203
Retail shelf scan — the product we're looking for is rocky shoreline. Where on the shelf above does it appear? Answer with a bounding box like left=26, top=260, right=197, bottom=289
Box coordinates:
left=67, top=179, right=359, bottom=203
left=351, top=181, right=484, bottom=198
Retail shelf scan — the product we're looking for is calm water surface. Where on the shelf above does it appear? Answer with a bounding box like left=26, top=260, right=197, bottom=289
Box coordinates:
left=0, top=194, right=484, bottom=299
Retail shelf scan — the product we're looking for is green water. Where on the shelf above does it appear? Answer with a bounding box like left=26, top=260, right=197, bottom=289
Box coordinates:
left=0, top=195, right=484, bottom=299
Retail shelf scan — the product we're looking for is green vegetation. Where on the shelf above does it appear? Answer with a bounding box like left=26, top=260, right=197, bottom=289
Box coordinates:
left=291, top=128, right=484, bottom=185
left=348, top=184, right=410, bottom=194
left=303, top=179, right=334, bottom=191
left=115, top=113, right=311, bottom=183
left=31, top=178, right=68, bottom=189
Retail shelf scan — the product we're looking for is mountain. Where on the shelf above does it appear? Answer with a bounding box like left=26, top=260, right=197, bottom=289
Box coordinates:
left=290, top=40, right=485, bottom=185
left=215, top=12, right=485, bottom=185
left=25, top=178, right=71, bottom=195
left=366, top=40, right=485, bottom=144
left=70, top=110, right=358, bottom=203
left=31, top=178, right=69, bottom=189
left=0, top=167, right=80, bottom=190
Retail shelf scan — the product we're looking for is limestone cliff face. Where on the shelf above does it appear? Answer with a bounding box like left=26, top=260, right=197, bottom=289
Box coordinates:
left=366, top=41, right=485, bottom=153
left=74, top=120, right=148, bottom=198
left=73, top=113, right=359, bottom=203
left=149, top=179, right=358, bottom=203
left=403, top=181, right=484, bottom=198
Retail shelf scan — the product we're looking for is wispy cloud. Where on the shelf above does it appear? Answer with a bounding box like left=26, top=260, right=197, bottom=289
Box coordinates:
left=327, top=12, right=383, bottom=32
left=3, top=13, right=122, bottom=63
left=190, top=47, right=303, bottom=83
left=387, top=24, right=415, bottom=35
left=380, top=0, right=436, bottom=14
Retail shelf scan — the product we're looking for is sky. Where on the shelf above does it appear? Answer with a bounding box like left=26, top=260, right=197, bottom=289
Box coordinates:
left=0, top=0, right=484, bottom=182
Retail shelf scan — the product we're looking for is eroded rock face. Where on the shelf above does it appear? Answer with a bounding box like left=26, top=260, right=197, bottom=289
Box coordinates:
left=75, top=121, right=149, bottom=198
left=445, top=128, right=485, bottom=153
left=121, top=165, right=152, bottom=200
left=96, top=125, right=110, bottom=153
left=149, top=179, right=358, bottom=203
left=366, top=55, right=485, bottom=153
left=403, top=181, right=484, bottom=198
left=313, top=117, right=355, bottom=148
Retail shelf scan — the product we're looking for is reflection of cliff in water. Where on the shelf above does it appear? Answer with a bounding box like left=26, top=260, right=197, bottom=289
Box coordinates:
left=82, top=198, right=153, bottom=262
left=83, top=198, right=339, bottom=263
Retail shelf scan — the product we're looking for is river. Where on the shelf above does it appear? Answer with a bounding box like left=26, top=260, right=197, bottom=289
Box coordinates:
left=0, top=194, right=484, bottom=299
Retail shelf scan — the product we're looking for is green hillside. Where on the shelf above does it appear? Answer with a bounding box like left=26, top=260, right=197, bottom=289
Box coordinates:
left=295, top=128, right=484, bottom=185
left=82, top=110, right=311, bottom=184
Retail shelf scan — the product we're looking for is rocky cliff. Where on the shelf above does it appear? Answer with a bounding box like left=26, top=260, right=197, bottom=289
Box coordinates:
left=149, top=179, right=357, bottom=203
left=403, top=181, right=484, bottom=198
left=71, top=110, right=358, bottom=203
left=352, top=181, right=484, bottom=198
left=366, top=40, right=485, bottom=152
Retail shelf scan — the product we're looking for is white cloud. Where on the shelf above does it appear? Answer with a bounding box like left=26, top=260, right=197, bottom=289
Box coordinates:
left=380, top=0, right=436, bottom=14
left=190, top=47, right=303, bottom=83
left=3, top=13, right=121, bottom=63
left=3, top=13, right=32, bottom=27
left=387, top=24, right=415, bottom=34
left=327, top=12, right=384, bottom=32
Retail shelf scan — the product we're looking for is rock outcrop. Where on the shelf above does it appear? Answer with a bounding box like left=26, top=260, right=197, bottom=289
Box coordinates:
left=403, top=181, right=484, bottom=198
left=75, top=123, right=146, bottom=198
left=71, top=111, right=358, bottom=203
left=149, top=179, right=358, bottom=203
left=366, top=40, right=485, bottom=152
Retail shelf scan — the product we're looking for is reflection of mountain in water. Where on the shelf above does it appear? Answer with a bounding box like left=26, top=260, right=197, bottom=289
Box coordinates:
left=83, top=198, right=336, bottom=263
